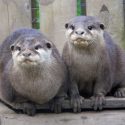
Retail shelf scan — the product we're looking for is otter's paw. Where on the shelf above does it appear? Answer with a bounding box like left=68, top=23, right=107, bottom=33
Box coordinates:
left=91, top=94, right=105, bottom=111
left=114, top=88, right=125, bottom=97
left=71, top=94, right=84, bottom=113
left=22, top=103, right=36, bottom=116
left=50, top=98, right=64, bottom=113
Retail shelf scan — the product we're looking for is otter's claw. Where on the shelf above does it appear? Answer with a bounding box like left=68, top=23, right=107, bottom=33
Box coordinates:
left=71, top=94, right=84, bottom=113
left=114, top=88, right=125, bottom=97
left=22, top=103, right=36, bottom=116
left=50, top=98, right=65, bottom=113
left=91, top=94, right=105, bottom=111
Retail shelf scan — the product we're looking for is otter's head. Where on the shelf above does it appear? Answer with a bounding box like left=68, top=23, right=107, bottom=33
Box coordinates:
left=10, top=35, right=52, bottom=68
left=65, top=16, right=105, bottom=48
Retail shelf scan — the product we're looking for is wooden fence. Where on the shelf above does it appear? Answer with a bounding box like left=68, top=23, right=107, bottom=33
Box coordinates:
left=0, top=0, right=77, bottom=53
left=40, top=0, right=77, bottom=53
left=0, top=0, right=31, bottom=44
left=86, top=0, right=125, bottom=47
left=0, top=0, right=125, bottom=52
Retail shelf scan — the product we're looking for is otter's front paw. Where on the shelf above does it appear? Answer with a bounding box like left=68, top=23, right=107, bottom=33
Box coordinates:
left=114, top=88, right=125, bottom=97
left=71, top=94, right=84, bottom=113
left=22, top=103, right=36, bottom=116
left=50, top=98, right=65, bottom=113
left=91, top=93, right=105, bottom=111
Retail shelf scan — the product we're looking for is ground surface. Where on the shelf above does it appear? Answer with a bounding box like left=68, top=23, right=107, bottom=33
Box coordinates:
left=0, top=102, right=125, bottom=125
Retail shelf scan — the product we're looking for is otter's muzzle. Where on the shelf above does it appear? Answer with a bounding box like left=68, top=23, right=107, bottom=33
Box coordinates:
left=73, top=38, right=89, bottom=47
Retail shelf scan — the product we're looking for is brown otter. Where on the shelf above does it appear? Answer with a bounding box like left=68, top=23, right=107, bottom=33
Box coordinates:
left=0, top=28, right=67, bottom=115
left=63, top=16, right=125, bottom=112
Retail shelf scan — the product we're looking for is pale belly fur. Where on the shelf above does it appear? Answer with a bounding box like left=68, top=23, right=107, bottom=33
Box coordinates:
left=11, top=67, right=63, bottom=104
left=70, top=49, right=99, bottom=88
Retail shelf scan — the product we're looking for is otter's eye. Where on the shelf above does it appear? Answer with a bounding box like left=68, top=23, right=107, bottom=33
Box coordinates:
left=35, top=45, right=42, bottom=50
left=46, top=43, right=51, bottom=49
left=88, top=26, right=93, bottom=30
left=100, top=24, right=105, bottom=30
left=65, top=23, right=69, bottom=29
left=10, top=45, right=14, bottom=51
left=15, top=46, right=21, bottom=51
left=70, top=25, right=75, bottom=30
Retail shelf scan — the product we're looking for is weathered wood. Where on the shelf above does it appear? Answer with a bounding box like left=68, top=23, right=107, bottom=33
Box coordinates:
left=0, top=101, right=125, bottom=125
left=39, top=0, right=77, bottom=53
left=0, top=0, right=32, bottom=43
left=0, top=0, right=10, bottom=43
left=86, top=0, right=125, bottom=47
left=6, top=97, right=125, bottom=111
left=7, top=0, right=32, bottom=32
left=36, top=97, right=125, bottom=110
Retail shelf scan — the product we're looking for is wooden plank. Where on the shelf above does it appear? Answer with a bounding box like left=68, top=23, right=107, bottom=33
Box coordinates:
left=0, top=101, right=125, bottom=125
left=36, top=97, right=125, bottom=110
left=0, top=0, right=10, bottom=43
left=40, top=0, right=77, bottom=53
left=39, top=1, right=54, bottom=41
left=86, top=0, right=125, bottom=47
left=0, top=0, right=32, bottom=44
left=4, top=97, right=125, bottom=111
left=7, top=0, right=32, bottom=33
left=1, top=99, right=125, bottom=125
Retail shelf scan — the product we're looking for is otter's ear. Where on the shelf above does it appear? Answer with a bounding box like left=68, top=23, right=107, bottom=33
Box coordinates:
left=65, top=23, right=69, bottom=29
left=100, top=23, right=105, bottom=30
left=10, top=45, right=15, bottom=51
left=46, top=42, right=52, bottom=49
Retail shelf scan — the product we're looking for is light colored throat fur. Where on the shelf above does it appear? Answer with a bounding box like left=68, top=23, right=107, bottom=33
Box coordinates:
left=69, top=37, right=105, bottom=53
left=12, top=49, right=53, bottom=66
left=11, top=61, right=53, bottom=80
left=67, top=29, right=105, bottom=47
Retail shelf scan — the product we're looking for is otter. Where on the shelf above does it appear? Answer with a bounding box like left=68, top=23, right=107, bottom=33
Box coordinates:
left=0, top=28, right=67, bottom=116
left=63, top=16, right=125, bottom=112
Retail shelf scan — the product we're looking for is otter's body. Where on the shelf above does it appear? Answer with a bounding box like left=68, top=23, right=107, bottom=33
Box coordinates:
left=5, top=52, right=64, bottom=104
left=63, top=16, right=125, bottom=112
left=0, top=28, right=66, bottom=115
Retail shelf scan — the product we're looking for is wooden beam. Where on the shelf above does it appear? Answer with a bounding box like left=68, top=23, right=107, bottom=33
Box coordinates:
left=5, top=97, right=125, bottom=111
left=36, top=97, right=125, bottom=110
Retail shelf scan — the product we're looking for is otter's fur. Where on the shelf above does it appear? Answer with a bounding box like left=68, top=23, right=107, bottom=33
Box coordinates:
left=63, top=16, right=125, bottom=112
left=0, top=28, right=67, bottom=115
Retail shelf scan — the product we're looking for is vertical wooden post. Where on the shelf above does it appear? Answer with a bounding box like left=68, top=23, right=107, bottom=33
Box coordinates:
left=0, top=0, right=10, bottom=43
left=40, top=0, right=77, bottom=53
left=7, top=0, right=32, bottom=32
left=0, top=0, right=32, bottom=43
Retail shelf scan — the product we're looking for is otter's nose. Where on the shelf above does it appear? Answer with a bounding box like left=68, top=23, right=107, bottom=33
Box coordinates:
left=22, top=52, right=31, bottom=57
left=75, top=31, right=84, bottom=35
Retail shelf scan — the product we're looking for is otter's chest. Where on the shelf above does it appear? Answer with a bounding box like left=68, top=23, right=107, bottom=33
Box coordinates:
left=10, top=70, right=62, bottom=104
left=71, top=50, right=99, bottom=81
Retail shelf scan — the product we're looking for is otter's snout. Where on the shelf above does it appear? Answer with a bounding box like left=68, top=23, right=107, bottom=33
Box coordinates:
left=22, top=50, right=32, bottom=58
left=75, top=28, right=84, bottom=36
left=75, top=31, right=84, bottom=35
left=22, top=52, right=31, bottom=57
